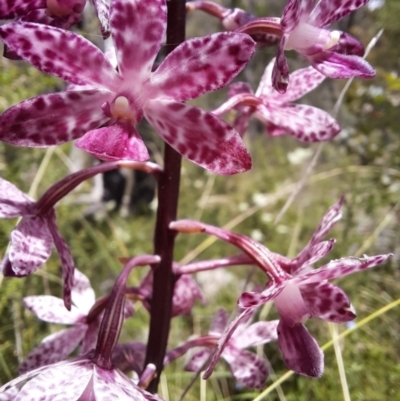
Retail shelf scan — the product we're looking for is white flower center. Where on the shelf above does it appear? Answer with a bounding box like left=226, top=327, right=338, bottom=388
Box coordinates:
left=110, top=96, right=134, bottom=120
left=284, top=22, right=341, bottom=54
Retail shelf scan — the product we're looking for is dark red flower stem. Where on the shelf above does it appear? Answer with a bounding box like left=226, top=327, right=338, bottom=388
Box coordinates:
left=144, top=0, right=186, bottom=392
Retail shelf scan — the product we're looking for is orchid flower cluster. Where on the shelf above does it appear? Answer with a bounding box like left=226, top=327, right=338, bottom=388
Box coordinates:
left=0, top=0, right=392, bottom=399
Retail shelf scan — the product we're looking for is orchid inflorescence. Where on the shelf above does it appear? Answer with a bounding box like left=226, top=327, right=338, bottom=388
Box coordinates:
left=0, top=0, right=392, bottom=399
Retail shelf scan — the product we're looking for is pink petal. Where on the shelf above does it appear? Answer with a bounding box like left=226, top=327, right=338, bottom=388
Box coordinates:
left=19, top=326, right=86, bottom=373
left=0, top=0, right=45, bottom=19
left=238, top=284, right=284, bottom=308
left=0, top=90, right=112, bottom=147
left=308, top=0, right=369, bottom=28
left=281, top=0, right=316, bottom=33
left=209, top=309, right=229, bottom=335
left=110, top=0, right=166, bottom=82
left=9, top=216, right=53, bottom=276
left=223, top=347, right=269, bottom=389
left=272, top=37, right=290, bottom=93
left=294, top=254, right=392, bottom=285
left=255, top=59, right=275, bottom=98
left=332, top=32, right=365, bottom=57
left=300, top=282, right=356, bottom=322
left=270, top=66, right=326, bottom=103
left=14, top=362, right=93, bottom=401
left=0, top=22, right=121, bottom=89
left=256, top=103, right=340, bottom=142
left=23, top=295, right=84, bottom=324
left=21, top=8, right=80, bottom=29
left=71, top=269, right=96, bottom=314
left=93, top=367, right=148, bottom=400
left=75, top=121, right=149, bottom=162
left=185, top=348, right=213, bottom=372
left=302, top=239, right=336, bottom=266
left=228, top=82, right=254, bottom=98
left=172, top=274, right=204, bottom=317
left=278, top=320, right=324, bottom=377
left=202, top=307, right=255, bottom=380
left=150, top=32, right=255, bottom=101
left=0, top=386, right=18, bottom=400
left=310, top=51, right=375, bottom=79
left=91, top=0, right=110, bottom=38
left=47, top=212, right=75, bottom=310
left=298, top=196, right=343, bottom=261
left=232, top=321, right=279, bottom=349
left=0, top=178, right=33, bottom=217
left=144, top=99, right=251, bottom=175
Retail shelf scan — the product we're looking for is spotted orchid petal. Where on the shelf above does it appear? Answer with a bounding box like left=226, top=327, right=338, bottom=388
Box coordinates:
left=281, top=0, right=317, bottom=33
left=75, top=122, right=150, bottom=162
left=144, top=99, right=251, bottom=175
left=110, top=0, right=166, bottom=83
left=71, top=270, right=96, bottom=315
left=19, top=326, right=87, bottom=373
left=332, top=32, right=365, bottom=57
left=202, top=307, right=255, bottom=380
left=0, top=91, right=112, bottom=147
left=0, top=0, right=45, bottom=19
left=277, top=320, right=324, bottom=377
left=150, top=32, right=255, bottom=102
left=0, top=386, right=18, bottom=400
left=232, top=320, right=279, bottom=349
left=310, top=51, right=375, bottom=79
left=256, top=103, right=340, bottom=142
left=308, top=0, right=369, bottom=28
left=209, top=309, right=229, bottom=335
left=0, top=23, right=121, bottom=89
left=91, top=0, right=110, bottom=38
left=302, top=239, right=336, bottom=267
left=293, top=254, right=392, bottom=286
left=185, top=348, right=213, bottom=372
left=300, top=282, right=356, bottom=322
left=239, top=284, right=285, bottom=309
left=223, top=347, right=269, bottom=389
left=9, top=216, right=52, bottom=276
left=270, top=66, right=326, bottom=104
left=13, top=362, right=94, bottom=400
left=255, top=59, right=275, bottom=98
left=21, top=8, right=80, bottom=28
left=23, top=295, right=85, bottom=324
left=302, top=197, right=343, bottom=253
left=0, top=178, right=33, bottom=218
left=172, top=275, right=205, bottom=317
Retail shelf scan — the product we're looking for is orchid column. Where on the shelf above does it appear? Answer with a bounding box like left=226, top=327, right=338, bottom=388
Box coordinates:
left=144, top=0, right=185, bottom=392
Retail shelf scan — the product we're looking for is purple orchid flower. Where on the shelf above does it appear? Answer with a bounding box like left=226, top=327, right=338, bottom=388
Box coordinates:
left=0, top=160, right=158, bottom=309
left=139, top=269, right=205, bottom=317
left=20, top=268, right=100, bottom=373
left=273, top=0, right=375, bottom=92
left=0, top=0, right=255, bottom=175
left=169, top=219, right=392, bottom=378
left=0, top=255, right=162, bottom=401
left=186, top=1, right=280, bottom=47
left=0, top=0, right=110, bottom=41
left=273, top=196, right=344, bottom=275
left=214, top=60, right=340, bottom=141
left=20, top=267, right=138, bottom=373
left=165, top=308, right=278, bottom=389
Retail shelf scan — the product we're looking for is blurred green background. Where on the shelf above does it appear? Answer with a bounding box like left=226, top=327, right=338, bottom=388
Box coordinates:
left=1, top=0, right=400, bottom=400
